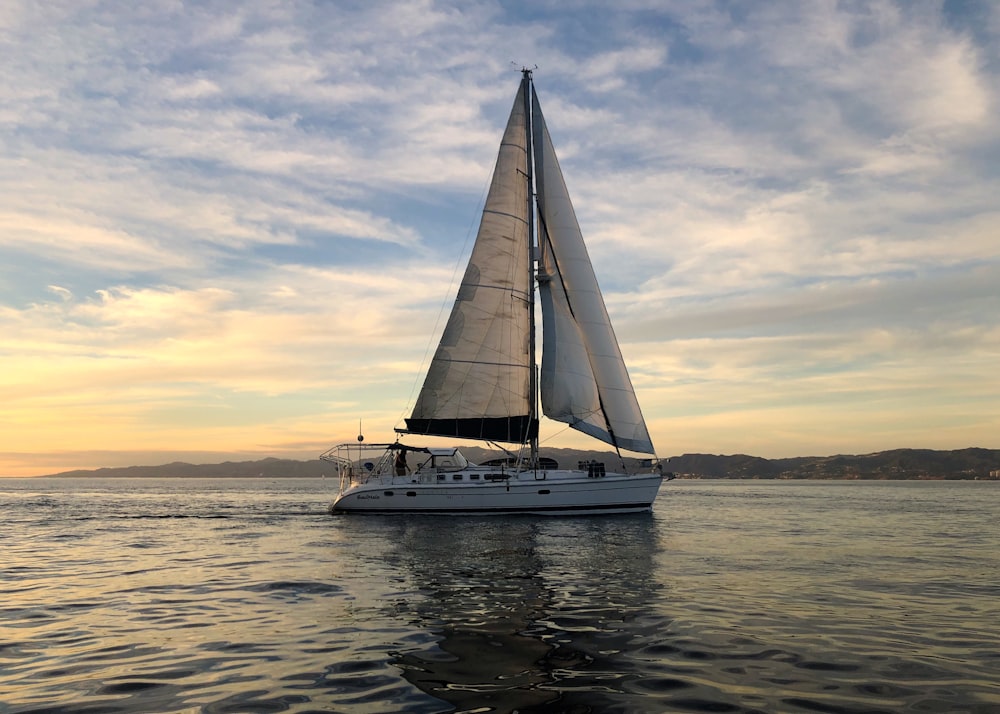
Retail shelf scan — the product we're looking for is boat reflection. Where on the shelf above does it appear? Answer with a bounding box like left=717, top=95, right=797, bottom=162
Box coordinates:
left=382, top=515, right=666, bottom=712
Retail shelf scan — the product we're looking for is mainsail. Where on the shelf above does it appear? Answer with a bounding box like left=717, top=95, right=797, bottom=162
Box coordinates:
left=405, top=72, right=654, bottom=455
left=405, top=77, right=535, bottom=442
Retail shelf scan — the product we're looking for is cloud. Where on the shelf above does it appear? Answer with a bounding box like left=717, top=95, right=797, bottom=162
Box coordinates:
left=46, top=285, right=73, bottom=301
left=1, top=0, right=999, bottom=474
left=0, top=259, right=463, bottom=475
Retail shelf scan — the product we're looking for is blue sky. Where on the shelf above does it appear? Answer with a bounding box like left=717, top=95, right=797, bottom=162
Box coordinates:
left=2, top=0, right=999, bottom=476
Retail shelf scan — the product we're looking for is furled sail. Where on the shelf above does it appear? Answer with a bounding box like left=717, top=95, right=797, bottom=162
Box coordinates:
left=404, top=77, right=537, bottom=443
left=532, top=90, right=655, bottom=455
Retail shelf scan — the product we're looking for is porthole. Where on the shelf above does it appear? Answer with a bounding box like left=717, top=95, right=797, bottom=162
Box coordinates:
left=384, top=491, right=394, bottom=496
left=538, top=489, right=550, bottom=495
left=406, top=491, right=417, bottom=497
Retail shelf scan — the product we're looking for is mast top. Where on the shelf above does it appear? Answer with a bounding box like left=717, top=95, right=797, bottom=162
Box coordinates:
left=516, top=63, right=537, bottom=81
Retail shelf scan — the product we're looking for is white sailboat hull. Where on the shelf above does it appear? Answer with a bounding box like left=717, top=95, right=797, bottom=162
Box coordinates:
left=330, top=470, right=663, bottom=516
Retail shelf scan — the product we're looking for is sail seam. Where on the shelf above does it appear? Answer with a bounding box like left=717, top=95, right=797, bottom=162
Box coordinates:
left=435, top=358, right=530, bottom=368
left=459, top=283, right=530, bottom=299
left=498, top=140, right=527, bottom=153
left=482, top=208, right=529, bottom=224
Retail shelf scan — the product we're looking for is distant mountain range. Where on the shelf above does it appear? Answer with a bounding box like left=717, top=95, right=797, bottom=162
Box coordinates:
left=664, top=448, right=1000, bottom=480
left=42, top=447, right=1000, bottom=480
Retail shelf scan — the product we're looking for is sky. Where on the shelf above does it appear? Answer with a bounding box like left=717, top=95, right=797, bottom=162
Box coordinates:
left=2, top=0, right=999, bottom=476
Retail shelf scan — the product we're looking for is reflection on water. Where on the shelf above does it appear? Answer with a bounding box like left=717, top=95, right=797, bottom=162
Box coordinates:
left=1, top=478, right=999, bottom=713
left=385, top=516, right=663, bottom=711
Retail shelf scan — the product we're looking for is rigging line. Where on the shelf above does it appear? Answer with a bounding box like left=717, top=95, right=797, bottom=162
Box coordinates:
left=537, top=421, right=574, bottom=446
left=536, top=216, right=578, bottom=321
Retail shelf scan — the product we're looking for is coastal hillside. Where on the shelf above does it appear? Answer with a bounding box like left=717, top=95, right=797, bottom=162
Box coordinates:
left=41, top=448, right=1000, bottom=480
left=665, top=448, right=1000, bottom=480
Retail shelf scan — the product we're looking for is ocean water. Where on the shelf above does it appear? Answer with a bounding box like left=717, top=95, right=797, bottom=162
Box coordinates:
left=1, top=478, right=998, bottom=713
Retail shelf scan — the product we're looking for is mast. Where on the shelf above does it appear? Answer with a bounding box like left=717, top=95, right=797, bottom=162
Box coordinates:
left=523, top=68, right=539, bottom=467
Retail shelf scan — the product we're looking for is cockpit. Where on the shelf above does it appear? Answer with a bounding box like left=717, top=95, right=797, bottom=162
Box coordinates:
left=415, top=447, right=470, bottom=473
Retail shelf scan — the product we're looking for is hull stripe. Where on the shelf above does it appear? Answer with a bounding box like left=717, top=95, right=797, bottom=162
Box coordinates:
left=332, top=501, right=653, bottom=515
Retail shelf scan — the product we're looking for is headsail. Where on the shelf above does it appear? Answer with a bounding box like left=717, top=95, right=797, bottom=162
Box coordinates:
left=404, top=76, right=536, bottom=443
left=532, top=90, right=655, bottom=455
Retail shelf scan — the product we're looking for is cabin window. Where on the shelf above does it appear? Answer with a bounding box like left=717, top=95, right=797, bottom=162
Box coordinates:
left=538, top=489, right=550, bottom=495
left=406, top=491, right=416, bottom=497
left=452, top=474, right=463, bottom=481
left=436, top=474, right=446, bottom=481
left=470, top=474, right=480, bottom=480
left=384, top=491, right=394, bottom=496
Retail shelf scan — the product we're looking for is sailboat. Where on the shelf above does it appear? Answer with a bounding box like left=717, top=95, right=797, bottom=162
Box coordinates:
left=322, top=70, right=664, bottom=515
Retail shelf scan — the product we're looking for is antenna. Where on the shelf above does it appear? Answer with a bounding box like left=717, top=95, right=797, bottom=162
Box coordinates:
left=357, top=418, right=364, bottom=442
left=510, top=61, right=539, bottom=73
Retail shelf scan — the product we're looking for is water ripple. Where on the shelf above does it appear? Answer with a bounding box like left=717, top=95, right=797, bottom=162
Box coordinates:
left=1, top=478, right=999, bottom=713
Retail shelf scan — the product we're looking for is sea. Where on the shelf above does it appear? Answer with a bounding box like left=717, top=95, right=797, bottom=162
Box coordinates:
left=1, top=478, right=998, bottom=714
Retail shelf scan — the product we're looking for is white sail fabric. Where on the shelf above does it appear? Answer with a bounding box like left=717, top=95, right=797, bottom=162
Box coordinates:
left=532, top=91, right=655, bottom=455
left=406, top=78, right=535, bottom=442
